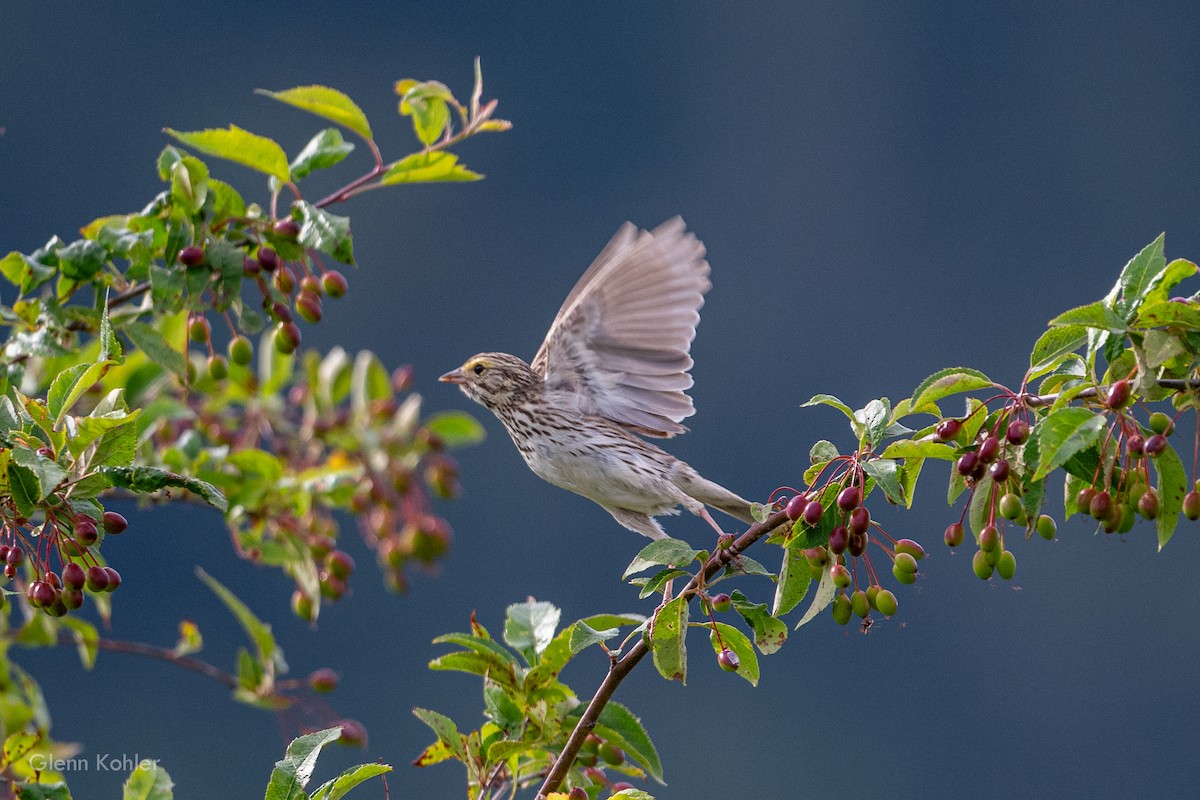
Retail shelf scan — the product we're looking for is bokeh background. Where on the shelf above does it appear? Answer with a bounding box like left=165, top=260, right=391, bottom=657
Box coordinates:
left=4, top=2, right=1200, bottom=797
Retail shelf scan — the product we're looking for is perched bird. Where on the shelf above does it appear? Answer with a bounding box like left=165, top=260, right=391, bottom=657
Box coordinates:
left=440, top=218, right=753, bottom=540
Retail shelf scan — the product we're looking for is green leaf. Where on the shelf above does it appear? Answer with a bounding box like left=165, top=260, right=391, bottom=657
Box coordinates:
left=57, top=238, right=106, bottom=281
left=102, top=466, right=227, bottom=511
left=308, top=764, right=391, bottom=800
left=632, top=567, right=688, bottom=599
left=122, top=761, right=174, bottom=800
left=1, top=251, right=56, bottom=293
left=1142, top=329, right=1187, bottom=370
left=854, top=398, right=891, bottom=447
left=2, top=731, right=39, bottom=769
left=567, top=620, right=621, bottom=654
left=624, top=538, right=701, bottom=579
left=1047, top=301, right=1128, bottom=332
left=1027, top=407, right=1107, bottom=481
left=7, top=463, right=40, bottom=518
left=1153, top=443, right=1186, bottom=550
left=170, top=155, right=209, bottom=214
left=289, top=128, right=355, bottom=180
left=1030, top=325, right=1088, bottom=369
left=593, top=701, right=664, bottom=784
left=49, top=360, right=113, bottom=426
left=880, top=439, right=956, bottom=460
left=380, top=151, right=483, bottom=185
left=257, top=86, right=374, bottom=141
left=706, top=622, right=759, bottom=686
left=910, top=368, right=993, bottom=411
left=502, top=599, right=561, bottom=660
left=412, top=708, right=466, bottom=760
left=1134, top=299, right=1200, bottom=330
left=91, top=419, right=138, bottom=467
left=862, top=458, right=904, bottom=505
left=149, top=263, right=186, bottom=315
left=967, top=471, right=995, bottom=541
left=795, top=565, right=835, bottom=629
left=164, top=125, right=290, bottom=181
left=398, top=80, right=453, bottom=145
left=293, top=200, right=354, bottom=264
left=264, top=728, right=342, bottom=800
left=99, top=296, right=122, bottom=364
left=124, top=322, right=186, bottom=379
left=650, top=595, right=688, bottom=683
left=196, top=568, right=283, bottom=670
left=1141, top=258, right=1198, bottom=308
left=772, top=544, right=811, bottom=617
left=1111, top=233, right=1167, bottom=320
left=60, top=616, right=99, bottom=669
left=801, top=394, right=855, bottom=421
left=15, top=783, right=71, bottom=800
left=424, top=411, right=485, bottom=447
left=731, top=590, right=787, bottom=654
left=206, top=239, right=246, bottom=310
left=809, top=439, right=839, bottom=463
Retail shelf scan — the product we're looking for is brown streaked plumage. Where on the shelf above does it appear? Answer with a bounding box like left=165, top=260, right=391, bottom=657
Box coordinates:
left=440, top=218, right=752, bottom=540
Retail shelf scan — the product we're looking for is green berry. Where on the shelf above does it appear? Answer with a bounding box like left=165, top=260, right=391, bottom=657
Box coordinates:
left=831, top=563, right=851, bottom=589
left=892, top=562, right=917, bottom=584
left=1137, top=489, right=1160, bottom=520
left=1075, top=487, right=1098, bottom=514
left=1185, top=491, right=1200, bottom=521
left=999, top=492, right=1023, bottom=521
left=1149, top=412, right=1174, bottom=436
left=322, top=270, right=349, bottom=298
left=228, top=335, right=253, bottom=365
left=1036, top=514, right=1057, bottom=540
left=874, top=589, right=898, bottom=617
left=893, top=552, right=918, bottom=573
left=972, top=550, right=994, bottom=580
left=207, top=355, right=228, bottom=380
left=598, top=742, right=625, bottom=766
left=831, top=593, right=853, bottom=625
left=850, top=589, right=870, bottom=618
left=895, top=538, right=925, bottom=560
left=710, top=592, right=732, bottom=613
left=996, top=550, right=1016, bottom=580
left=188, top=315, right=211, bottom=344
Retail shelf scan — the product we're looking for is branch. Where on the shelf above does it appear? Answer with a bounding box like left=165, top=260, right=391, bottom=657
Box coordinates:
left=535, top=507, right=792, bottom=799
left=79, top=635, right=239, bottom=689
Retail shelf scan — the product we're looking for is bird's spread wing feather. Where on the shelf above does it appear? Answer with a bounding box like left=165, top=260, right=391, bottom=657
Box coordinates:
left=530, top=217, right=711, bottom=437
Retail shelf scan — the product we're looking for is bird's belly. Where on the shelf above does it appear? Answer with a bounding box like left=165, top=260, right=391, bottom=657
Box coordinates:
left=520, top=438, right=677, bottom=515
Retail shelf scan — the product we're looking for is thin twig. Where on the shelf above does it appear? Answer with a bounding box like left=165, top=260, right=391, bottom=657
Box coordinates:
left=78, top=635, right=239, bottom=689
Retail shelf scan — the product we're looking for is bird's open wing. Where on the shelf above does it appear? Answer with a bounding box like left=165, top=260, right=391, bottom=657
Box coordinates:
left=530, top=217, right=711, bottom=437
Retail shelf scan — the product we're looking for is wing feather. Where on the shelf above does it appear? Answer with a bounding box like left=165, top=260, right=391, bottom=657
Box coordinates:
left=530, top=217, right=711, bottom=438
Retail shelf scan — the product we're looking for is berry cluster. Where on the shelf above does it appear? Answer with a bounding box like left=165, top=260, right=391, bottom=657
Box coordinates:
left=1, top=510, right=126, bottom=616
left=771, top=452, right=925, bottom=626
left=572, top=733, right=637, bottom=797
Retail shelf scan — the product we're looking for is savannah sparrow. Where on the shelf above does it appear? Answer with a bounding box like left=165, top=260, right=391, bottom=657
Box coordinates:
left=440, top=218, right=753, bottom=540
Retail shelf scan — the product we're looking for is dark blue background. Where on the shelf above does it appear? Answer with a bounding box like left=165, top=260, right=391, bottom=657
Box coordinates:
left=4, top=3, right=1200, bottom=798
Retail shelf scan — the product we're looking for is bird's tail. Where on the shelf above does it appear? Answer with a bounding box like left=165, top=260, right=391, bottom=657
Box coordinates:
left=677, top=470, right=756, bottom=525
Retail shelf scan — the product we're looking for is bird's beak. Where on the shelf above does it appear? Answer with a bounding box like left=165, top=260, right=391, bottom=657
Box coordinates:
left=439, top=367, right=467, bottom=385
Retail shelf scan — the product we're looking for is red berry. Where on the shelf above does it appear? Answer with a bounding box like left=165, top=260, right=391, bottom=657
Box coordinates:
left=296, top=290, right=323, bottom=324
left=895, top=538, right=925, bottom=560
left=102, top=567, right=121, bottom=592
left=274, top=322, right=302, bottom=354
left=828, top=525, right=849, bottom=554
left=335, top=720, right=367, bottom=746
left=1089, top=491, right=1112, bottom=520
left=1006, top=419, right=1030, bottom=445
left=308, top=668, right=339, bottom=693
left=978, top=525, right=1000, bottom=552
left=274, top=266, right=297, bottom=295
left=784, top=494, right=807, bottom=521
left=5, top=546, right=24, bottom=566
left=710, top=592, right=732, bottom=613
left=717, top=648, right=740, bottom=672
left=847, top=529, right=867, bottom=557
left=944, top=522, right=964, bottom=547
left=935, top=419, right=962, bottom=441
left=326, top=550, right=355, bottom=579
left=989, top=459, right=1010, bottom=483
left=956, top=451, right=979, bottom=476
left=1144, top=434, right=1168, bottom=457
left=1106, top=380, right=1131, bottom=409
left=1126, top=434, right=1145, bottom=457
left=62, top=563, right=86, bottom=590
left=272, top=218, right=301, bottom=239
left=257, top=247, right=279, bottom=272
left=978, top=436, right=1000, bottom=463
left=836, top=485, right=861, bottom=511
left=1184, top=491, right=1200, bottom=521
left=848, top=506, right=870, bottom=534
left=610, top=783, right=635, bottom=794
left=179, top=245, right=205, bottom=267
left=802, top=500, right=823, bottom=526
left=1075, top=487, right=1098, bottom=514
left=321, top=270, right=348, bottom=298
left=1138, top=489, right=1160, bottom=520
left=242, top=255, right=261, bottom=276
left=28, top=581, right=57, bottom=608
left=102, top=511, right=128, bottom=534
left=74, top=519, right=99, bottom=546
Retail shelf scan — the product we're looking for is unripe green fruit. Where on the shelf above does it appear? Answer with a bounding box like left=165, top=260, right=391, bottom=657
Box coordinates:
left=850, top=589, right=871, bottom=618
left=831, top=563, right=851, bottom=589
left=893, top=552, right=918, bottom=573
left=999, top=492, right=1023, bottom=521
left=1036, top=514, right=1057, bottom=540
left=874, top=589, right=898, bottom=617
left=581, top=734, right=602, bottom=755
left=274, top=266, right=297, bottom=294
left=274, top=322, right=301, bottom=354
left=1076, top=487, right=1098, bottom=514
left=296, top=290, right=323, bottom=323
left=188, top=315, right=211, bottom=344
left=207, top=355, right=228, bottom=380
left=831, top=593, right=853, bottom=625
left=944, top=522, right=965, bottom=547
left=984, top=547, right=1002, bottom=566
left=598, top=742, right=625, bottom=766
left=978, top=525, right=1000, bottom=552
left=1185, top=491, right=1200, bottom=521
left=996, top=550, right=1016, bottom=580
left=710, top=592, right=731, bottom=613
left=1149, top=412, right=1174, bottom=435
left=229, top=335, right=253, bottom=365
left=892, top=563, right=917, bottom=584
left=895, top=538, right=925, bottom=560
left=1116, top=504, right=1136, bottom=534
left=972, top=550, right=994, bottom=579
left=866, top=584, right=880, bottom=608
left=717, top=647, right=740, bottom=672
left=291, top=589, right=315, bottom=622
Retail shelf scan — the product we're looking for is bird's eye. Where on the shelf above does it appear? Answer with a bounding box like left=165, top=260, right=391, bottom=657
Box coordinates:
left=472, top=363, right=485, bottom=375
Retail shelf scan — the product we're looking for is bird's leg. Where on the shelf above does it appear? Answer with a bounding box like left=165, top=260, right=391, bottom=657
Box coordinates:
left=699, top=506, right=729, bottom=538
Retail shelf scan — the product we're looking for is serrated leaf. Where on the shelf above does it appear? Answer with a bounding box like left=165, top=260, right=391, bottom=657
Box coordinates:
left=795, top=565, right=835, bottom=629
left=862, top=458, right=904, bottom=505
left=424, top=411, right=485, bottom=447
left=308, top=764, right=391, bottom=800
left=730, top=590, right=787, bottom=654
left=1141, top=258, right=1198, bottom=308
left=650, top=595, right=688, bottom=683
left=412, top=709, right=465, bottom=760
left=910, top=368, right=993, bottom=411
left=567, top=620, right=621, bottom=654
left=854, top=398, right=891, bottom=447
left=773, top=545, right=811, bottom=617
left=289, top=200, right=353, bottom=264
left=880, top=439, right=956, bottom=460
left=1028, top=407, right=1106, bottom=481
left=7, top=463, right=40, bottom=518
left=801, top=394, right=855, bottom=420
left=264, top=728, right=342, bottom=800
left=1111, top=234, right=1167, bottom=320
left=102, top=466, right=227, bottom=510
left=623, top=538, right=701, bottom=579
left=1153, top=443, right=1186, bottom=550
left=412, top=739, right=456, bottom=768
left=165, top=125, right=290, bottom=181
left=380, top=151, right=483, bottom=184
left=122, top=761, right=174, bottom=800
left=257, top=86, right=373, bottom=141
left=1134, top=299, right=1200, bottom=330
left=2, top=731, right=39, bottom=770
left=124, top=322, right=186, bottom=378
left=1030, top=324, right=1088, bottom=369
left=1048, top=300, right=1128, bottom=332
left=502, top=599, right=560, bottom=660
left=591, top=701, right=664, bottom=783
left=288, top=128, right=355, bottom=180
left=809, top=439, right=839, bottom=463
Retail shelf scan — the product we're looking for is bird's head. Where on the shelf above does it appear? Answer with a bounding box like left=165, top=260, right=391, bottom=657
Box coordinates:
left=439, top=352, right=542, bottom=410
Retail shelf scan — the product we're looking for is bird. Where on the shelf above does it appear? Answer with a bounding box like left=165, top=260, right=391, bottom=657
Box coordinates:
left=439, top=217, right=754, bottom=540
